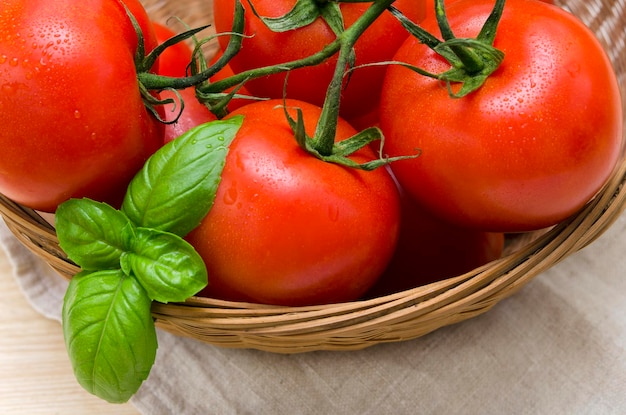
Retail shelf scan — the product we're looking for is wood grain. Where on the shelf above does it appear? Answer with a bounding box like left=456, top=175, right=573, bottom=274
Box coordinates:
left=0, top=248, right=140, bottom=415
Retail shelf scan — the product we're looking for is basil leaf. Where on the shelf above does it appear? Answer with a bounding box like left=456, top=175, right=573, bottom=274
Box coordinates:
left=62, top=269, right=157, bottom=404
left=120, top=227, right=207, bottom=303
left=122, top=116, right=242, bottom=237
left=55, top=199, right=134, bottom=270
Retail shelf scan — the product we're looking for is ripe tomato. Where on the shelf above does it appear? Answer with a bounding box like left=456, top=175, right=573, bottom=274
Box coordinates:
left=423, top=0, right=554, bottom=19
left=366, top=185, right=505, bottom=298
left=213, top=0, right=426, bottom=125
left=380, top=0, right=623, bottom=232
left=0, top=0, right=163, bottom=212
left=151, top=22, right=194, bottom=78
left=159, top=87, right=217, bottom=144
left=187, top=99, right=401, bottom=306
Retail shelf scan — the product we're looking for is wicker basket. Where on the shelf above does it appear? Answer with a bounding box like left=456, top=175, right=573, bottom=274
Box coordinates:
left=1, top=0, right=625, bottom=353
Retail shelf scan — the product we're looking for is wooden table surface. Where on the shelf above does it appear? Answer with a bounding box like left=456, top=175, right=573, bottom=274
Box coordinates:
left=0, top=247, right=140, bottom=415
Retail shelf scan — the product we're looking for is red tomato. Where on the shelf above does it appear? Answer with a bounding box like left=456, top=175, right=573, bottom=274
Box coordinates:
left=366, top=185, right=505, bottom=298
left=423, top=0, right=554, bottom=19
left=380, top=0, right=623, bottom=232
left=187, top=99, right=401, bottom=306
left=213, top=0, right=426, bottom=125
left=0, top=0, right=163, bottom=212
left=159, top=88, right=217, bottom=144
left=151, top=22, right=194, bottom=78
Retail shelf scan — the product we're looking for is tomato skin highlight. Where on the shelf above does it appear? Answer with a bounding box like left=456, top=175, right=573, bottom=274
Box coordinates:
left=380, top=0, right=623, bottom=232
left=0, top=0, right=163, bottom=212
left=213, top=0, right=426, bottom=124
left=187, top=99, right=401, bottom=306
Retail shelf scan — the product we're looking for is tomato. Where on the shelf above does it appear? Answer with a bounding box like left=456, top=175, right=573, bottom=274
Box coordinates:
left=159, top=87, right=217, bottom=144
left=366, top=185, right=504, bottom=298
left=151, top=22, right=193, bottom=78
left=423, top=0, right=554, bottom=19
left=186, top=99, right=401, bottom=306
left=213, top=0, right=426, bottom=125
left=0, top=0, right=163, bottom=212
left=379, top=0, right=623, bottom=232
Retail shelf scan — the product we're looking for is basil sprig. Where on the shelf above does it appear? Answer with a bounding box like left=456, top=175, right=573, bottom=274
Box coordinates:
left=55, top=116, right=243, bottom=403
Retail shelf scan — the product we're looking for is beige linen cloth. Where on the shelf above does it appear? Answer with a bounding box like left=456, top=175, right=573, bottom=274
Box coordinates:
left=1, top=214, right=626, bottom=415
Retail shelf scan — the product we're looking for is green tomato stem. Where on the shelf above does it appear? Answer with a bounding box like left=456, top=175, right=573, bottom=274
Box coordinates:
left=311, top=0, right=397, bottom=156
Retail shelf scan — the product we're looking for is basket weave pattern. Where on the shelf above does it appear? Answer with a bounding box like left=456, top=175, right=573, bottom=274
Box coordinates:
left=1, top=0, right=625, bottom=353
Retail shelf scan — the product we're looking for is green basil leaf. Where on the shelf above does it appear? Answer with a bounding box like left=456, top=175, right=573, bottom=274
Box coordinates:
left=120, top=227, right=207, bottom=303
left=122, top=116, right=242, bottom=237
left=62, top=269, right=157, bottom=404
left=55, top=199, right=135, bottom=270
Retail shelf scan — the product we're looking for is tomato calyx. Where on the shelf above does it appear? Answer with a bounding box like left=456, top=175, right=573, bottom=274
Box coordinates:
left=246, top=0, right=346, bottom=36
left=391, top=0, right=505, bottom=97
left=133, top=0, right=417, bottom=169
left=196, top=0, right=415, bottom=169
left=278, top=0, right=419, bottom=170
left=285, top=103, right=407, bottom=170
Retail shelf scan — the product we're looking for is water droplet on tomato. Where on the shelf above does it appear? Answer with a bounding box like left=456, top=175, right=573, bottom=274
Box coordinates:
left=223, top=184, right=238, bottom=205
left=566, top=63, right=581, bottom=78
left=73, top=110, right=81, bottom=119
left=328, top=205, right=339, bottom=222
left=9, top=57, right=18, bottom=67
left=0, top=55, right=6, bottom=64
left=234, top=152, right=245, bottom=172
left=2, top=84, right=15, bottom=95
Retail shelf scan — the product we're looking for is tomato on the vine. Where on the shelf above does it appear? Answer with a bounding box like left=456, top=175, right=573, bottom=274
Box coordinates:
left=187, top=99, right=401, bottom=306
left=213, top=0, right=426, bottom=125
left=380, top=0, right=623, bottom=232
left=0, top=0, right=163, bottom=212
left=366, top=186, right=505, bottom=298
